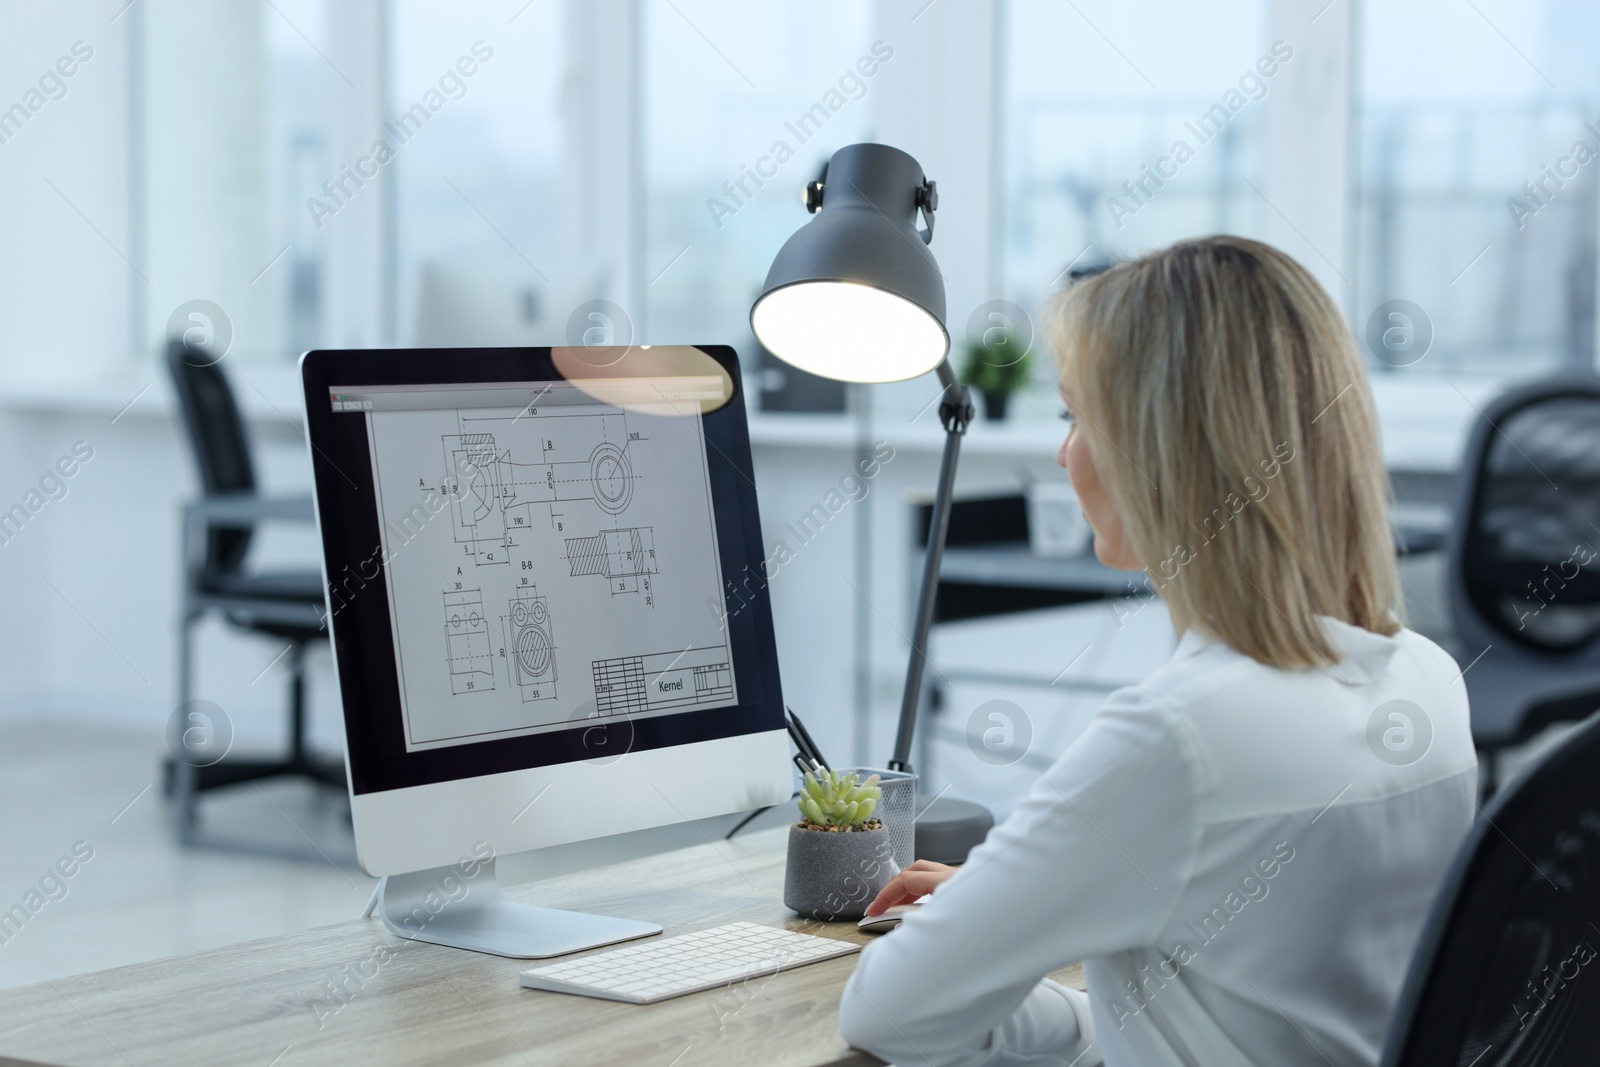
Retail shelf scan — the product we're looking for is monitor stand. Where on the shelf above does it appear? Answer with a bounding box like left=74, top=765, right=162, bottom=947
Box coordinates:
left=377, top=859, right=662, bottom=959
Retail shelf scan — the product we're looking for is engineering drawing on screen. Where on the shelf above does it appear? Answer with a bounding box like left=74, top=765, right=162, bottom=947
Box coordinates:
left=364, top=385, right=736, bottom=752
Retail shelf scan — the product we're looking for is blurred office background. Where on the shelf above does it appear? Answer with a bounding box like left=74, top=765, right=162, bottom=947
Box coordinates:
left=1, top=0, right=1596, bottom=988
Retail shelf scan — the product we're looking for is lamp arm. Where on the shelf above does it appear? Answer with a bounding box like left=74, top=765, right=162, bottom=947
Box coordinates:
left=888, top=362, right=973, bottom=773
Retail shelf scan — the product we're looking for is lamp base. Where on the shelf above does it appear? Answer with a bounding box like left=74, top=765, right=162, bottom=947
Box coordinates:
left=913, top=795, right=995, bottom=865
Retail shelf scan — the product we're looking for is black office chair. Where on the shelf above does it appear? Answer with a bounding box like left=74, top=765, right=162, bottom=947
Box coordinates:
left=1378, top=708, right=1600, bottom=1066
left=165, top=339, right=344, bottom=841
left=1445, top=375, right=1600, bottom=796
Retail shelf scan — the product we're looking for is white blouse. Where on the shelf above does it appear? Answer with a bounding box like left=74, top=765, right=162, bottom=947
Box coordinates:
left=839, top=616, right=1477, bottom=1067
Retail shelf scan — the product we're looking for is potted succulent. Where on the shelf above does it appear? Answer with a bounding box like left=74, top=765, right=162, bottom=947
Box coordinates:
left=783, top=767, right=899, bottom=921
left=959, top=329, right=1033, bottom=421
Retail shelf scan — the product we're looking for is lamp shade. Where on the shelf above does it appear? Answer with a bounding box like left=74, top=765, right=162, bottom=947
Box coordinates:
left=751, top=143, right=948, bottom=384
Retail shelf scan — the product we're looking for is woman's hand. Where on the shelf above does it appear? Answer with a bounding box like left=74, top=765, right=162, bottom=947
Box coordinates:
left=864, top=859, right=957, bottom=916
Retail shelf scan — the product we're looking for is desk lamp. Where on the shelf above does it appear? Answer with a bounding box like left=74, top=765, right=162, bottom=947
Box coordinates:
left=752, top=142, right=995, bottom=863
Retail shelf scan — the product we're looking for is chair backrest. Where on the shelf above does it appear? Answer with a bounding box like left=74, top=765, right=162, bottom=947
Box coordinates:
left=1447, top=375, right=1600, bottom=659
left=1378, top=709, right=1600, bottom=1067
left=165, top=339, right=255, bottom=575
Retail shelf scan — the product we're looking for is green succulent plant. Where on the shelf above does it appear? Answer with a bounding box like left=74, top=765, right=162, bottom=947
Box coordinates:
left=798, top=766, right=881, bottom=829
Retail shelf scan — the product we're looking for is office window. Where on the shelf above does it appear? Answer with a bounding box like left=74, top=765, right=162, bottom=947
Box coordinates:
left=642, top=1, right=875, bottom=359
left=1002, top=0, right=1271, bottom=320
left=389, top=0, right=565, bottom=347
left=1356, top=0, right=1600, bottom=377
left=263, top=0, right=336, bottom=360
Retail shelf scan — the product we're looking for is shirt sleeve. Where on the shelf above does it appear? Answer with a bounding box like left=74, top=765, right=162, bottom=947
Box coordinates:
left=838, top=692, right=1202, bottom=1067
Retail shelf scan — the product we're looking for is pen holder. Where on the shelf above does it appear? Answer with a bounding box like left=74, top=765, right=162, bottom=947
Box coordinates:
left=845, top=768, right=916, bottom=871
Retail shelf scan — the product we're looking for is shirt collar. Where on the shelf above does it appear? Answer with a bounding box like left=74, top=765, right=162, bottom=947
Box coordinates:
left=1171, top=625, right=1215, bottom=664
left=1167, top=615, right=1402, bottom=683
left=1318, top=614, right=1403, bottom=684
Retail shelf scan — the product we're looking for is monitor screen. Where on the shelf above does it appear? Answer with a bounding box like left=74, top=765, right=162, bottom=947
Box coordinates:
left=301, top=347, right=783, bottom=796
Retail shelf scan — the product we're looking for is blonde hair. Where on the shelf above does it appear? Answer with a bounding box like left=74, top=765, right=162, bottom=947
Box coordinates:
left=1045, top=235, right=1400, bottom=669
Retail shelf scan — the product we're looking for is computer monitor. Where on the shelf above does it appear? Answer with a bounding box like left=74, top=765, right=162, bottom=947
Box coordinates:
left=300, top=344, right=791, bottom=957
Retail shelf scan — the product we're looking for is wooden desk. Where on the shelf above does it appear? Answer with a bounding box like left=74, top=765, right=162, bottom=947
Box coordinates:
left=0, top=827, right=1084, bottom=1067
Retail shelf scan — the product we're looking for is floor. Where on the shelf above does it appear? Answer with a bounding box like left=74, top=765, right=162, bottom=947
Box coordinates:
left=0, top=720, right=371, bottom=990
left=0, top=718, right=801, bottom=991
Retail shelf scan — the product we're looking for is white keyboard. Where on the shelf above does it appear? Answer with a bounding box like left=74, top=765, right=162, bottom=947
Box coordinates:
left=519, top=921, right=860, bottom=1004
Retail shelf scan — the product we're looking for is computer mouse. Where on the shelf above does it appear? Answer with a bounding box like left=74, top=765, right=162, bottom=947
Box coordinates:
left=857, top=903, right=921, bottom=934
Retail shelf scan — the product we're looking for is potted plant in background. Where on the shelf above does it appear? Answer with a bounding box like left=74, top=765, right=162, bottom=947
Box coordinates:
left=959, top=328, right=1033, bottom=421
left=784, top=767, right=899, bottom=921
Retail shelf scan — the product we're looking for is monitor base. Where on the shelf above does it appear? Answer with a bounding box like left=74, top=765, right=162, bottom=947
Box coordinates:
left=377, top=859, right=662, bottom=959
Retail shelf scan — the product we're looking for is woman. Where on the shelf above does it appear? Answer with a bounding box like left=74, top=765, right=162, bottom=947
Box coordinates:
left=838, top=236, right=1477, bottom=1067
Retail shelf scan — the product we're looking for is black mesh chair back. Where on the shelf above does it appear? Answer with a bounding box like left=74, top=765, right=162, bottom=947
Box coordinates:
left=1449, top=376, right=1600, bottom=657
left=1379, top=709, right=1600, bottom=1066
left=166, top=338, right=256, bottom=577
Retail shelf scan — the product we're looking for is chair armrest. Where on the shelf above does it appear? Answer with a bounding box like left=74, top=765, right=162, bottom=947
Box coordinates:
left=1390, top=501, right=1449, bottom=554
left=183, top=493, right=315, bottom=525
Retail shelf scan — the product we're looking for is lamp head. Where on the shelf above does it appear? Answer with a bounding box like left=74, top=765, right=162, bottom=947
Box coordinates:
left=751, top=143, right=948, bottom=384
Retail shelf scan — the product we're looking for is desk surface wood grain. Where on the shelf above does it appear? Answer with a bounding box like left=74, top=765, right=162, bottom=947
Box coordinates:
left=0, top=827, right=1085, bottom=1067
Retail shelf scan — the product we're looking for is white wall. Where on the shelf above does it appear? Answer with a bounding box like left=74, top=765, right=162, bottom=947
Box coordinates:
left=0, top=2, right=134, bottom=384
left=0, top=0, right=370, bottom=756
left=0, top=380, right=340, bottom=759
left=0, top=2, right=143, bottom=727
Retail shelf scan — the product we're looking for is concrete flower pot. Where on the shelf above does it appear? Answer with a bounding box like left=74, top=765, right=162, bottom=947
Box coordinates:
left=783, top=822, right=899, bottom=922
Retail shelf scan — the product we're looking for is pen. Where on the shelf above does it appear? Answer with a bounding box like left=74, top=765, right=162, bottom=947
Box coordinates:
left=785, top=705, right=828, bottom=771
